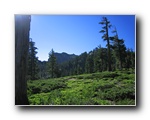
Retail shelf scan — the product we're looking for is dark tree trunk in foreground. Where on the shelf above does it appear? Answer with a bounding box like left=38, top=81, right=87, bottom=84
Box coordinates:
left=15, top=15, right=31, bottom=105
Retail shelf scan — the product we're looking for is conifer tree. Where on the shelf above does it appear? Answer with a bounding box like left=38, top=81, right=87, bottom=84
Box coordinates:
left=27, top=38, right=39, bottom=80
left=85, top=51, right=94, bottom=73
left=98, top=46, right=108, bottom=71
left=130, top=49, right=135, bottom=70
left=48, top=49, right=57, bottom=78
left=93, top=47, right=100, bottom=72
left=111, top=27, right=126, bottom=70
left=99, top=17, right=112, bottom=71
left=125, top=48, right=135, bottom=70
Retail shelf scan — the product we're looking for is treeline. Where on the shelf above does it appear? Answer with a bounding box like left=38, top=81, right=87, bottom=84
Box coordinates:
left=60, top=46, right=135, bottom=77
left=27, top=41, right=135, bottom=80
left=27, top=17, right=135, bottom=80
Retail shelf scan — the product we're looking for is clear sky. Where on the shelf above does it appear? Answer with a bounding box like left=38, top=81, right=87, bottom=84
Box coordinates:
left=30, top=15, right=135, bottom=61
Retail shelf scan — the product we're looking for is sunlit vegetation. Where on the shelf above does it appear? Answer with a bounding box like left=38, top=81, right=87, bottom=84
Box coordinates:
left=27, top=69, right=135, bottom=105
left=26, top=16, right=135, bottom=106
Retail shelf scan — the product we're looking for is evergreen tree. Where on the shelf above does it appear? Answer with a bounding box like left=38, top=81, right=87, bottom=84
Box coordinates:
left=48, top=49, right=57, bottom=78
left=79, top=52, right=87, bottom=74
left=99, top=17, right=112, bottom=71
left=27, top=38, right=39, bottom=80
left=130, top=49, right=135, bottom=70
left=111, top=27, right=126, bottom=70
left=92, top=46, right=108, bottom=72
left=93, top=47, right=100, bottom=72
left=85, top=51, right=94, bottom=73
left=98, top=46, right=108, bottom=71
left=125, top=48, right=135, bottom=70
left=125, top=48, right=131, bottom=70
left=76, top=52, right=87, bottom=74
left=38, top=61, right=48, bottom=79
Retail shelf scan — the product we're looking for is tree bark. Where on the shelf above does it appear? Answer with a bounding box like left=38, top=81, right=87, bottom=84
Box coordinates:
left=15, top=15, right=31, bottom=105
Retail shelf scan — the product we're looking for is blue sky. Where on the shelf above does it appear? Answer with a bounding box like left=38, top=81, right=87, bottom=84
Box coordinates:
left=30, top=15, right=135, bottom=61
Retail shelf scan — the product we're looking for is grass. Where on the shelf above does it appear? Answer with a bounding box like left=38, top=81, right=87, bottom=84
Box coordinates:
left=27, top=70, right=135, bottom=105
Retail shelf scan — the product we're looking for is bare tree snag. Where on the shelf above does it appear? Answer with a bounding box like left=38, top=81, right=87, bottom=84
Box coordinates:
left=15, top=15, right=31, bottom=105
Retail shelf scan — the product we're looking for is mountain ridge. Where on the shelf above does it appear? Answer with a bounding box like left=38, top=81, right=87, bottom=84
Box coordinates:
left=54, top=52, right=77, bottom=64
left=38, top=52, right=77, bottom=64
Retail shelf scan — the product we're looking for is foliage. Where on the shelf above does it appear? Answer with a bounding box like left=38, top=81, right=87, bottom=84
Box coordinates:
left=85, top=51, right=94, bottom=73
left=111, top=27, right=126, bottom=70
left=27, top=70, right=135, bottom=105
left=47, top=49, right=60, bottom=78
left=26, top=16, right=135, bottom=82
left=27, top=39, right=39, bottom=80
left=99, top=17, right=112, bottom=71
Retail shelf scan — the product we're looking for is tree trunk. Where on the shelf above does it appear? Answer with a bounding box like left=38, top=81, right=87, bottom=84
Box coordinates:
left=15, top=15, right=31, bottom=105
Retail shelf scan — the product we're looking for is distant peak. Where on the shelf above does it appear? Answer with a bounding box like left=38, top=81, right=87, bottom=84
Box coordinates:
left=62, top=52, right=67, bottom=54
left=55, top=52, right=77, bottom=56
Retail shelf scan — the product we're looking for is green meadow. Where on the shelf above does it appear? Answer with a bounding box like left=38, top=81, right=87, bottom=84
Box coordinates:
left=27, top=70, right=135, bottom=105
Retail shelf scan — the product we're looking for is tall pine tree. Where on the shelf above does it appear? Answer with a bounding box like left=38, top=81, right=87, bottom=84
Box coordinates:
left=27, top=38, right=39, bottom=80
left=99, top=17, right=112, bottom=71
left=48, top=49, right=57, bottom=78
left=85, top=51, right=94, bottom=73
left=111, top=27, right=126, bottom=70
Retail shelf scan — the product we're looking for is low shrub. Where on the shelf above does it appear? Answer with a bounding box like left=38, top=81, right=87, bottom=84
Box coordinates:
left=27, top=70, right=135, bottom=105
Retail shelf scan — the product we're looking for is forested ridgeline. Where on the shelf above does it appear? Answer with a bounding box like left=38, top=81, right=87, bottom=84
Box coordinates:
left=27, top=17, right=135, bottom=80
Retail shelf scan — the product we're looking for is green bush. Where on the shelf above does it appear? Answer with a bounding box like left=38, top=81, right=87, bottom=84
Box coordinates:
left=27, top=70, right=135, bottom=105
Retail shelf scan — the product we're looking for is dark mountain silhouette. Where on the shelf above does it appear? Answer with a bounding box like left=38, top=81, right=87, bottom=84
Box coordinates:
left=38, top=52, right=77, bottom=79
left=54, top=52, right=77, bottom=64
left=38, top=52, right=77, bottom=64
